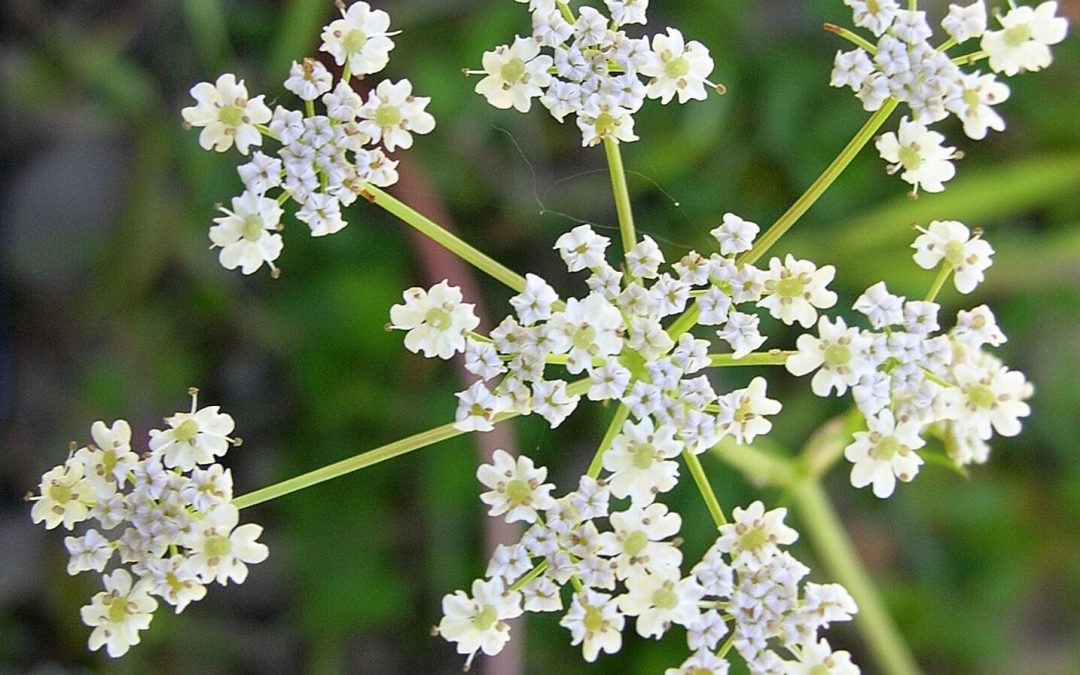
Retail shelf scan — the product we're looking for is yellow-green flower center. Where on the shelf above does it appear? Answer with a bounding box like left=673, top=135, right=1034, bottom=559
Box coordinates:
left=583, top=604, right=605, bottom=632
left=505, top=478, right=531, bottom=506
left=944, top=239, right=966, bottom=267
left=501, top=58, right=526, bottom=83
left=375, top=104, right=401, bottom=128
left=664, top=57, right=690, bottom=80
left=631, top=442, right=657, bottom=470
left=968, top=383, right=995, bottom=409
left=824, top=344, right=852, bottom=367
left=205, top=534, right=231, bottom=559
left=174, top=418, right=199, bottom=444
left=594, top=112, right=616, bottom=137
left=48, top=482, right=72, bottom=503
left=218, top=105, right=245, bottom=127
left=897, top=145, right=922, bottom=171
left=241, top=214, right=264, bottom=241
left=962, top=88, right=982, bottom=110
left=425, top=306, right=453, bottom=331
left=775, top=276, right=804, bottom=299
left=107, top=596, right=130, bottom=624
left=651, top=586, right=678, bottom=611
left=342, top=28, right=368, bottom=54
left=472, top=605, right=498, bottom=631
left=571, top=324, right=596, bottom=351
left=872, top=435, right=902, bottom=461
left=623, top=530, right=648, bottom=557
left=1004, top=24, right=1031, bottom=48
left=739, top=527, right=767, bottom=551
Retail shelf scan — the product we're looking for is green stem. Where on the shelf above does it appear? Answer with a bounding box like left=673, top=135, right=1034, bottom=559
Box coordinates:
left=587, top=404, right=631, bottom=478
left=737, top=99, right=899, bottom=267
left=951, top=49, right=988, bottom=65
left=603, top=137, right=637, bottom=258
left=788, top=480, right=923, bottom=675
left=923, top=263, right=952, bottom=303
left=508, top=559, right=548, bottom=592
left=707, top=350, right=794, bottom=367
left=234, top=379, right=590, bottom=509
left=823, top=23, right=878, bottom=54
left=363, top=184, right=526, bottom=293
left=556, top=1, right=575, bottom=24
left=666, top=303, right=700, bottom=342
left=682, top=449, right=726, bottom=526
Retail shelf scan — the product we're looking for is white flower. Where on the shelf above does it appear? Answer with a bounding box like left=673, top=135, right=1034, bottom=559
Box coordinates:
left=522, top=576, right=563, bottom=612
left=390, top=280, right=480, bottom=359
left=569, top=475, right=611, bottom=520
left=560, top=590, right=625, bottom=662
left=284, top=59, right=333, bottom=101
left=576, top=94, right=638, bottom=146
left=486, top=543, right=533, bottom=583
left=356, top=79, right=435, bottom=152
left=354, top=147, right=399, bottom=186
left=549, top=294, right=625, bottom=373
left=438, top=578, right=523, bottom=668
left=912, top=220, right=994, bottom=293
left=717, top=311, right=767, bottom=359
left=892, top=9, right=932, bottom=44
left=982, top=1, right=1068, bottom=76
left=475, top=36, right=553, bottom=112
left=686, top=610, right=729, bottom=652
left=455, top=381, right=510, bottom=432
left=952, top=305, right=1007, bottom=348
left=606, top=0, right=649, bottom=26
left=942, top=2, right=988, bottom=43
left=619, top=570, right=705, bottom=638
left=603, top=418, right=682, bottom=505
left=945, top=71, right=1010, bottom=140
left=510, top=273, right=559, bottom=325
left=80, top=569, right=157, bottom=658
left=319, top=1, right=396, bottom=77
left=716, top=377, right=782, bottom=444
left=296, top=192, right=348, bottom=237
left=626, top=235, right=665, bottom=279
left=531, top=379, right=580, bottom=428
left=830, top=49, right=875, bottom=91
left=555, top=224, right=611, bottom=272
left=716, top=501, right=798, bottom=571
left=844, top=409, right=925, bottom=498
left=953, top=362, right=1032, bottom=439
left=759, top=255, right=837, bottom=328
left=844, top=0, right=899, bottom=36
left=181, top=74, right=271, bottom=155
left=641, top=28, right=714, bottom=104
left=588, top=357, right=632, bottom=401
left=148, top=397, right=235, bottom=472
left=142, top=555, right=207, bottom=613
left=781, top=638, right=859, bottom=675
left=65, top=529, right=114, bottom=574
left=183, top=503, right=269, bottom=585
left=666, top=649, right=730, bottom=675
left=237, top=151, right=283, bottom=195
left=209, top=191, right=284, bottom=275
left=599, top=502, right=683, bottom=579
left=464, top=340, right=506, bottom=380
left=876, top=117, right=957, bottom=194
left=853, top=281, right=905, bottom=329
left=903, top=300, right=941, bottom=335
left=477, top=449, right=557, bottom=523
left=786, top=316, right=875, bottom=397
left=710, top=212, right=759, bottom=256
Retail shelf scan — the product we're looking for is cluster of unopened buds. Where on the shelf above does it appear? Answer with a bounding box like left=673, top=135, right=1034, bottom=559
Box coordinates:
left=31, top=0, right=1064, bottom=669
left=28, top=389, right=267, bottom=657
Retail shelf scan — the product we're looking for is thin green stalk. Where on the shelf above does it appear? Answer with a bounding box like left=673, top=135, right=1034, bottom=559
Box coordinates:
left=682, top=449, right=727, bottom=526
left=788, top=480, right=923, bottom=675
left=587, top=404, right=631, bottom=478
left=737, top=99, right=899, bottom=267
left=363, top=184, right=526, bottom=293
left=823, top=23, right=878, bottom=54
left=923, top=264, right=952, bottom=302
left=951, top=49, right=988, bottom=65
left=234, top=379, right=590, bottom=509
left=666, top=303, right=700, bottom=341
left=707, top=350, right=794, bottom=367
left=509, top=559, right=548, bottom=592
left=603, top=137, right=637, bottom=258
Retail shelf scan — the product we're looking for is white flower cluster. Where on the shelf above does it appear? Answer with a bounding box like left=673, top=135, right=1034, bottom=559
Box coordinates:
left=182, top=2, right=435, bottom=276
left=439, top=457, right=859, bottom=674
left=474, top=0, right=717, bottom=145
left=787, top=220, right=1032, bottom=497
left=390, top=218, right=843, bottom=450
left=830, top=1, right=1068, bottom=193
left=28, top=391, right=268, bottom=658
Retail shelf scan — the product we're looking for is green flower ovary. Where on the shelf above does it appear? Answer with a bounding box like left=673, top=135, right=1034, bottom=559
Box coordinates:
left=897, top=145, right=922, bottom=171
left=871, top=435, right=902, bottom=461
left=823, top=343, right=852, bottom=368
left=967, top=383, right=996, bottom=409
left=739, top=527, right=767, bottom=551
left=472, top=604, right=498, bottom=631
left=174, top=418, right=200, bottom=444
left=631, top=442, right=658, bottom=470
left=774, top=275, right=805, bottom=299
left=650, top=585, right=678, bottom=611
left=623, top=530, right=648, bottom=557
left=424, top=306, right=453, bottom=331
left=504, top=478, right=532, bottom=506
left=241, top=214, right=265, bottom=241
left=1004, top=23, right=1031, bottom=47
left=217, top=105, right=245, bottom=127
left=664, top=57, right=690, bottom=80
left=342, top=28, right=368, bottom=54
left=106, top=595, right=131, bottom=624
left=583, top=604, right=605, bottom=632
left=501, top=58, right=526, bottom=83
left=571, top=324, right=596, bottom=352
left=204, top=534, right=231, bottom=559
left=374, top=103, right=402, bottom=128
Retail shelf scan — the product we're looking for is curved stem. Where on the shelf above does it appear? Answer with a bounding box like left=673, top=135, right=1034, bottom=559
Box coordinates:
left=737, top=99, right=899, bottom=267
left=823, top=23, right=878, bottom=54
left=923, top=264, right=952, bottom=303
left=363, top=183, right=527, bottom=293
left=604, top=137, right=637, bottom=259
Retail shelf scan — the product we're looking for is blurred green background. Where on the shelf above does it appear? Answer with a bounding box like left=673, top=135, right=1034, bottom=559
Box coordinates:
left=2, top=0, right=1079, bottom=673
